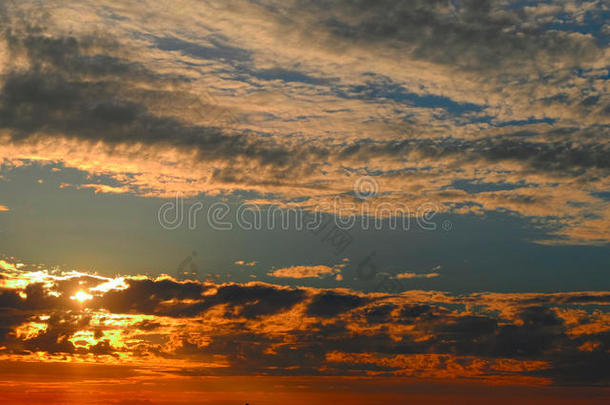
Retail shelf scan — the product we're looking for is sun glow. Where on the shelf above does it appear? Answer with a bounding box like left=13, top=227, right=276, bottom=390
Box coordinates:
left=72, top=290, right=93, bottom=302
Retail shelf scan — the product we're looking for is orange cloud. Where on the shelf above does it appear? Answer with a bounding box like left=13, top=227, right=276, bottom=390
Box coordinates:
left=269, top=265, right=338, bottom=279
left=0, top=0, right=608, bottom=245
left=235, top=260, right=257, bottom=267
left=396, top=272, right=440, bottom=279
left=78, top=184, right=132, bottom=195
left=0, top=259, right=607, bottom=387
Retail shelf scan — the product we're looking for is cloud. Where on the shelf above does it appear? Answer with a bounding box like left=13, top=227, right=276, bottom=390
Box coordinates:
left=396, top=272, right=440, bottom=279
left=0, top=0, right=607, bottom=245
left=0, top=260, right=608, bottom=385
left=0, top=2, right=608, bottom=401
left=298, top=0, right=603, bottom=72
left=0, top=260, right=17, bottom=271
left=79, top=184, right=132, bottom=194
left=269, top=265, right=338, bottom=279
left=235, top=260, right=257, bottom=267
left=306, top=290, right=369, bottom=318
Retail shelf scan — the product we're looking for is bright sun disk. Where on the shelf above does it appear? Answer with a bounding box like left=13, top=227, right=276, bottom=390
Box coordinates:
left=72, top=290, right=93, bottom=302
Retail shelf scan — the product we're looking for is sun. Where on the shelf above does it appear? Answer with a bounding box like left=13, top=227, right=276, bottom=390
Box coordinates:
left=72, top=290, right=93, bottom=303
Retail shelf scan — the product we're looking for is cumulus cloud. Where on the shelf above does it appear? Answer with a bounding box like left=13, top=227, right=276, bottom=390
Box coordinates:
left=1, top=260, right=608, bottom=385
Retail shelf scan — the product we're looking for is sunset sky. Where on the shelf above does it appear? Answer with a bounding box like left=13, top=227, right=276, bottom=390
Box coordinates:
left=0, top=0, right=609, bottom=404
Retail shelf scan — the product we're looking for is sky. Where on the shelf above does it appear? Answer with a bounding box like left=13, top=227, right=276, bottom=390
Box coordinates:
left=0, top=0, right=608, bottom=404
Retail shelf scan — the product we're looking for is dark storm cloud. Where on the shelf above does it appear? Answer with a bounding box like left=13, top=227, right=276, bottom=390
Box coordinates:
left=21, top=311, right=90, bottom=354
left=96, top=278, right=212, bottom=315
left=209, top=284, right=306, bottom=318
left=1, top=282, right=68, bottom=311
left=0, top=288, right=22, bottom=309
left=556, top=293, right=610, bottom=305
left=306, top=290, right=369, bottom=317
left=362, top=303, right=395, bottom=324
left=460, top=306, right=568, bottom=358
left=545, top=341, right=610, bottom=385
left=0, top=297, right=28, bottom=341
left=95, top=278, right=306, bottom=319
left=432, top=314, right=498, bottom=341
